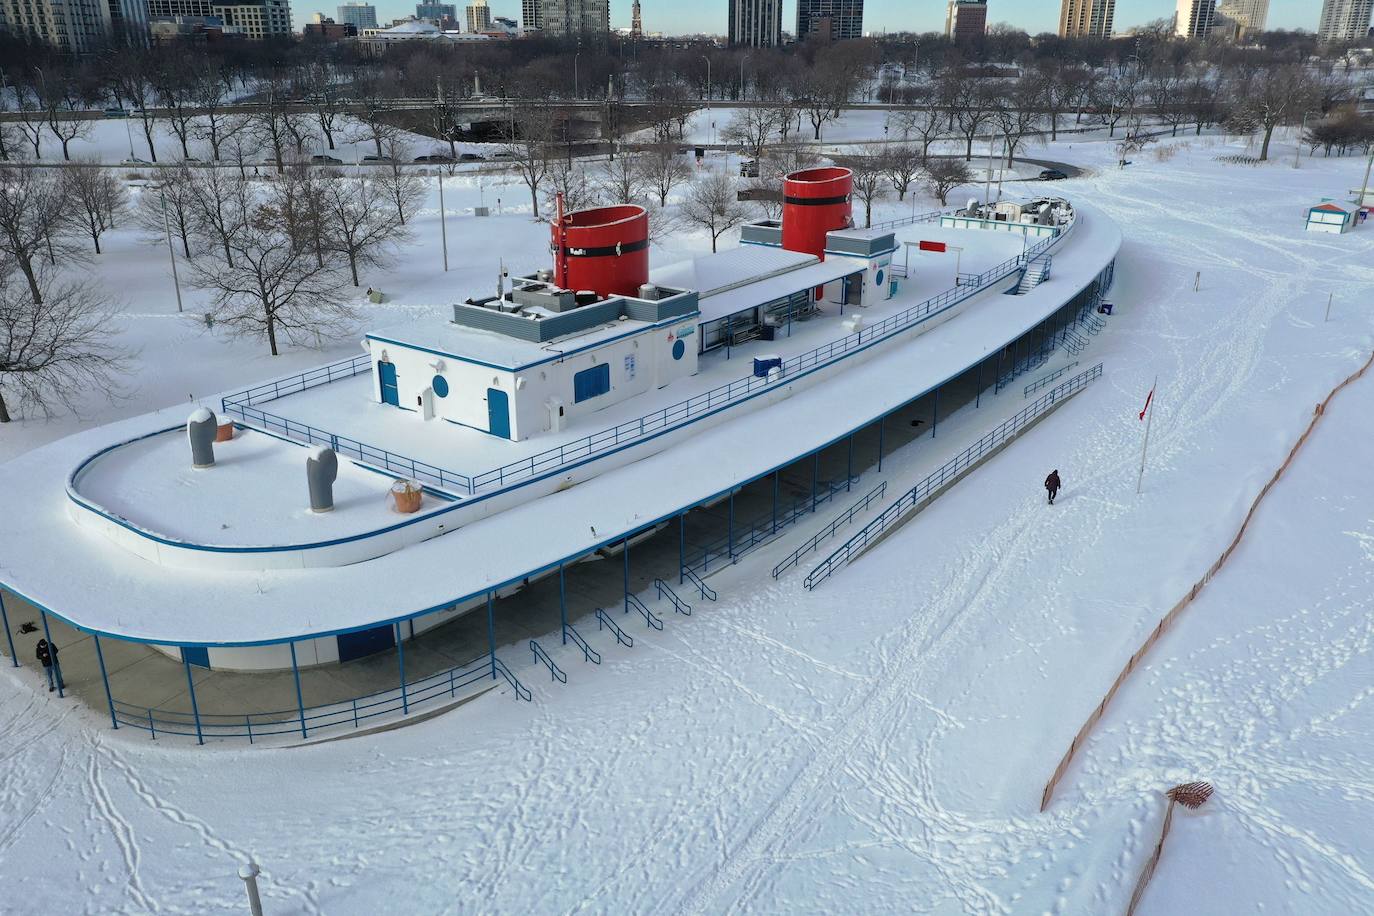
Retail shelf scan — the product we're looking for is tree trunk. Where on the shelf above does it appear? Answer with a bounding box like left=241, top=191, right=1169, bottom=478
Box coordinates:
left=266, top=313, right=279, bottom=356
left=143, top=122, right=157, bottom=162
left=91, top=230, right=101, bottom=254
left=222, top=239, right=234, bottom=269
left=1050, top=111, right=1058, bottom=142
left=61, top=139, right=72, bottom=160
left=17, top=256, right=43, bottom=304
left=965, top=135, right=974, bottom=160
left=0, top=389, right=10, bottom=423
left=529, top=185, right=540, bottom=220
left=1259, top=124, right=1274, bottom=161
left=348, top=251, right=359, bottom=287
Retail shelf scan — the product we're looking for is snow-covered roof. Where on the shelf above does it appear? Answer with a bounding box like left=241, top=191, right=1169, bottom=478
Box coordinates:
left=650, top=247, right=815, bottom=298
left=1310, top=202, right=1353, bottom=213
left=696, top=257, right=866, bottom=325
left=367, top=313, right=659, bottom=372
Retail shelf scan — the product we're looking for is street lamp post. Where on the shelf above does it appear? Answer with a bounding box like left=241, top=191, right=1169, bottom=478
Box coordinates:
left=574, top=51, right=581, bottom=101
left=739, top=55, right=749, bottom=102
left=158, top=186, right=184, bottom=313
left=701, top=55, right=713, bottom=147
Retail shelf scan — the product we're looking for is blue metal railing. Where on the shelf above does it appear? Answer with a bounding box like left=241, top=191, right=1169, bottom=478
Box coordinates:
left=772, top=481, right=888, bottom=578
left=1024, top=362, right=1080, bottom=398
left=681, top=567, right=718, bottom=602
left=625, top=593, right=663, bottom=630
left=563, top=623, right=602, bottom=664
left=596, top=607, right=634, bottom=647
left=804, top=363, right=1104, bottom=590
left=222, top=221, right=1072, bottom=498
left=221, top=353, right=372, bottom=409
left=111, top=651, right=526, bottom=744
left=689, top=476, right=858, bottom=576
left=870, top=209, right=943, bottom=231
left=1061, top=329, right=1090, bottom=354
left=529, top=639, right=567, bottom=683
left=654, top=579, right=692, bottom=616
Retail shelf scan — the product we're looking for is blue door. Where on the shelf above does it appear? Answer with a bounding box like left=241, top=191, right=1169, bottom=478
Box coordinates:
left=487, top=388, right=510, bottom=439
left=337, top=624, right=395, bottom=663
left=378, top=361, right=399, bottom=407
left=182, top=646, right=210, bottom=669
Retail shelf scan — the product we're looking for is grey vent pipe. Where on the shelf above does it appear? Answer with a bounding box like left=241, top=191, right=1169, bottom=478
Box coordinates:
left=307, top=447, right=338, bottom=513
left=188, top=408, right=216, bottom=468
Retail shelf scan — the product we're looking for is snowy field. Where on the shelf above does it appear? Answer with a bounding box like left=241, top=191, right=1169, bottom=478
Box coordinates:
left=3, top=125, right=1374, bottom=914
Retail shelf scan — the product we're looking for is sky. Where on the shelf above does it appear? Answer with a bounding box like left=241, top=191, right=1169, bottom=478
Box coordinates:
left=353, top=0, right=1320, bottom=35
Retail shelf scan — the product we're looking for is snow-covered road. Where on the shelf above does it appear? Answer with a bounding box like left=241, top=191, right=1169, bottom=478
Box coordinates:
left=3, top=131, right=1374, bottom=914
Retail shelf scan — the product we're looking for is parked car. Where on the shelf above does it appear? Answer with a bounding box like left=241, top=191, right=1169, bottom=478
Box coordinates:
left=362, top=155, right=397, bottom=164
left=489, top=151, right=515, bottom=160
left=414, top=154, right=455, bottom=163
left=459, top=153, right=485, bottom=162
left=1039, top=168, right=1069, bottom=181
left=120, top=158, right=150, bottom=166
left=311, top=154, right=343, bottom=164
left=103, top=107, right=128, bottom=119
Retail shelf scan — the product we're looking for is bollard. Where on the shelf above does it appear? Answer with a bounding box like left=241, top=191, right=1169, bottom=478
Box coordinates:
left=238, top=862, right=264, bottom=916
left=306, top=447, right=338, bottom=513
left=188, top=408, right=217, bottom=468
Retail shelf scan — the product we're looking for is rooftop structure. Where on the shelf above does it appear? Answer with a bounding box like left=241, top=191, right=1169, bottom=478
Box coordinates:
left=336, top=0, right=375, bottom=27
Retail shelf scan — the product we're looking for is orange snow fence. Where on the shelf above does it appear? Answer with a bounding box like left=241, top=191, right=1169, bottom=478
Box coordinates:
left=1040, top=349, right=1374, bottom=812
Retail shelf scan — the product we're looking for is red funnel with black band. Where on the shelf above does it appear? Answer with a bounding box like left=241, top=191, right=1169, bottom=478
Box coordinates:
left=554, top=204, right=650, bottom=299
left=782, top=167, right=853, bottom=259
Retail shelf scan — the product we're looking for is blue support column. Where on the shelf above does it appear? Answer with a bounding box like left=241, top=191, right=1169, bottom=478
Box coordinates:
left=878, top=417, right=885, bottom=472
left=932, top=387, right=939, bottom=439
left=727, top=489, right=735, bottom=560
left=622, top=537, right=630, bottom=614
left=395, top=622, right=409, bottom=714
left=39, top=611, right=62, bottom=698
left=289, top=641, right=307, bottom=738
left=182, top=655, right=204, bottom=745
left=678, top=513, right=686, bottom=584
left=486, top=592, right=496, bottom=681
left=0, top=590, right=17, bottom=667
left=846, top=436, right=853, bottom=491
left=772, top=471, right=779, bottom=534
left=811, top=453, right=819, bottom=512
left=559, top=563, right=567, bottom=644
left=976, top=357, right=983, bottom=408
left=93, top=634, right=117, bottom=730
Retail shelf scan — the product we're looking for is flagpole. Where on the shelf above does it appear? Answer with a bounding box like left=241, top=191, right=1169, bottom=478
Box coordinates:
left=1137, top=375, right=1157, bottom=495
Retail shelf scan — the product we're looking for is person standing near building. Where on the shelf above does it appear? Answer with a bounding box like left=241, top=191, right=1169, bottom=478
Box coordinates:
left=36, top=638, right=63, bottom=693
left=1044, top=469, right=1062, bottom=505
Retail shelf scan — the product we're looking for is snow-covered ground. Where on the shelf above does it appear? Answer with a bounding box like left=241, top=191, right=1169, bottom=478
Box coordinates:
left=3, top=127, right=1374, bottom=914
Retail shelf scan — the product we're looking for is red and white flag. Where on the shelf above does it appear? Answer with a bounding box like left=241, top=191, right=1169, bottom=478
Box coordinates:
left=1138, top=386, right=1155, bottom=421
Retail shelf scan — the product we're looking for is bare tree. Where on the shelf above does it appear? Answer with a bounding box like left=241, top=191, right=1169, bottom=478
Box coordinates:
left=151, top=51, right=201, bottom=160
left=953, top=81, right=999, bottom=161
left=642, top=143, right=691, bottom=207
left=317, top=174, right=408, bottom=287
left=0, top=165, right=77, bottom=304
left=375, top=136, right=426, bottom=226
left=889, top=99, right=947, bottom=159
left=190, top=184, right=354, bottom=357
left=1234, top=64, right=1316, bottom=161
left=251, top=82, right=297, bottom=175
left=883, top=143, right=923, bottom=201
left=923, top=158, right=973, bottom=206
left=37, top=66, right=94, bottom=162
left=64, top=163, right=126, bottom=255
left=112, top=54, right=162, bottom=162
left=679, top=168, right=748, bottom=252
left=994, top=76, right=1045, bottom=166
left=134, top=166, right=196, bottom=258
left=544, top=161, right=600, bottom=215
left=0, top=266, right=129, bottom=423
left=721, top=108, right=781, bottom=161
left=845, top=146, right=889, bottom=228
left=185, top=167, right=254, bottom=267
left=597, top=152, right=647, bottom=205
left=191, top=66, right=245, bottom=162
left=11, top=83, right=47, bottom=159
left=501, top=102, right=557, bottom=219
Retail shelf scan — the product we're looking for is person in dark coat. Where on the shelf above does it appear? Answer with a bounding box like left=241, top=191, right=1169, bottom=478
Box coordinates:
left=1044, top=469, right=1062, bottom=505
left=36, top=638, right=63, bottom=692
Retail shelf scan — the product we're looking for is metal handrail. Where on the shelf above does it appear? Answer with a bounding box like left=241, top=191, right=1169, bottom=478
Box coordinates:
left=654, top=579, right=692, bottom=616
left=772, top=481, right=888, bottom=578
left=493, top=657, right=532, bottom=701
left=595, top=607, right=634, bottom=647
left=681, top=567, right=718, bottom=602
left=625, top=593, right=663, bottom=630
left=225, top=219, right=1074, bottom=498
left=1024, top=362, right=1080, bottom=398
left=563, top=623, right=602, bottom=664
left=804, top=363, right=1104, bottom=590
left=529, top=639, right=567, bottom=683
left=690, top=476, right=857, bottom=575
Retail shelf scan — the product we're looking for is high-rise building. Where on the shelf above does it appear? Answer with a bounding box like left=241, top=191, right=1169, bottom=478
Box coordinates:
left=944, top=0, right=986, bottom=42
left=630, top=0, right=640, bottom=40
left=1317, top=0, right=1373, bottom=42
left=1216, top=0, right=1267, bottom=37
left=336, top=0, right=375, bottom=28
left=521, top=0, right=542, bottom=30
left=415, top=2, right=455, bottom=21
left=0, top=0, right=147, bottom=49
left=541, top=0, right=607, bottom=35
left=1174, top=0, right=1216, bottom=37
left=465, top=0, right=490, bottom=31
left=796, top=0, right=863, bottom=41
left=728, top=0, right=780, bottom=46
left=1059, top=0, right=1113, bottom=38
left=215, top=0, right=290, bottom=37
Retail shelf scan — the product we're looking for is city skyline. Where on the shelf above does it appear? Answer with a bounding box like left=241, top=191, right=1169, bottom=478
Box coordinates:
left=294, top=0, right=1323, bottom=35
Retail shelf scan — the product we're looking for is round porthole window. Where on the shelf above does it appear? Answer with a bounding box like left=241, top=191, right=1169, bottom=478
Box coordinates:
left=875, top=269, right=885, bottom=287
left=672, top=339, right=686, bottom=361
left=432, top=375, right=450, bottom=398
